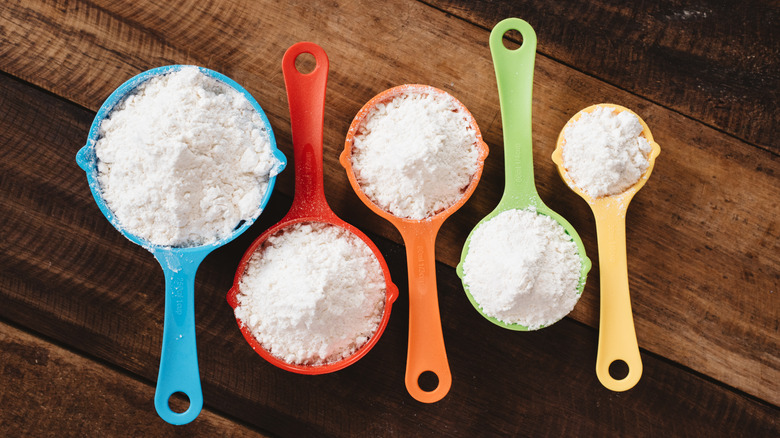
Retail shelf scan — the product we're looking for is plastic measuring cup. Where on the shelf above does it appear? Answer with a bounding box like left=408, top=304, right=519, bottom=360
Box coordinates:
left=226, top=42, right=398, bottom=374
left=341, top=85, right=489, bottom=403
left=76, top=65, right=286, bottom=424
left=552, top=103, right=660, bottom=391
left=457, top=18, right=591, bottom=330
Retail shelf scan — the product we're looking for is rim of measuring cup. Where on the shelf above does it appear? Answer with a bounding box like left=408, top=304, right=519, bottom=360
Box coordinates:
left=340, top=84, right=489, bottom=225
left=226, top=216, right=400, bottom=375
left=76, top=65, right=287, bottom=251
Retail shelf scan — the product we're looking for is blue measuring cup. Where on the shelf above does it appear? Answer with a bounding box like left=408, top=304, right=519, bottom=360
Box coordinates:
left=76, top=65, right=287, bottom=425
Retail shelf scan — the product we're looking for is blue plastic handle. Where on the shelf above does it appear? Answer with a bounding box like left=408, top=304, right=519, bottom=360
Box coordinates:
left=152, top=247, right=210, bottom=424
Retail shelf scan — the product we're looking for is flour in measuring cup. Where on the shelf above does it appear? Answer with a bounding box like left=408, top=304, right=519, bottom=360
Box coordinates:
left=95, top=66, right=281, bottom=247
left=462, top=208, right=581, bottom=329
left=561, top=106, right=652, bottom=198
left=234, top=222, right=386, bottom=365
left=350, top=90, right=480, bottom=220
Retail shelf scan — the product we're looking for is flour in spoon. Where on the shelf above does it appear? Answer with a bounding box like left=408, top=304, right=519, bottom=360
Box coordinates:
left=234, top=222, right=386, bottom=365
left=561, top=106, right=652, bottom=198
left=95, top=66, right=281, bottom=247
left=462, top=208, right=582, bottom=329
left=350, top=88, right=481, bottom=220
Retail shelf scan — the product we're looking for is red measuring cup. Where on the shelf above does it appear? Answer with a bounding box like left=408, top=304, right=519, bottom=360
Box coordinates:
left=226, top=42, right=398, bottom=374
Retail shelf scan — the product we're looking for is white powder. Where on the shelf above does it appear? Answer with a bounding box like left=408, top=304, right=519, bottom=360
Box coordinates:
left=462, top=208, right=582, bottom=329
left=95, top=66, right=281, bottom=247
left=351, top=89, right=480, bottom=220
left=561, top=106, right=652, bottom=198
left=234, top=222, right=386, bottom=366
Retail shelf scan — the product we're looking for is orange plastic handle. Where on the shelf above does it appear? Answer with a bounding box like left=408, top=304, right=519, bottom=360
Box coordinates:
left=397, top=219, right=452, bottom=403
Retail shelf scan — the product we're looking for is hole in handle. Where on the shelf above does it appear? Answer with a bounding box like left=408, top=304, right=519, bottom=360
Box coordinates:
left=502, top=29, right=524, bottom=50
left=295, top=52, right=316, bottom=74
left=168, top=391, right=191, bottom=414
left=608, top=359, right=629, bottom=380
left=417, top=371, right=439, bottom=392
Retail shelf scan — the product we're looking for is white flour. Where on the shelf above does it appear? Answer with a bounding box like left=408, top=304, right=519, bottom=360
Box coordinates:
left=234, top=222, right=386, bottom=366
left=95, top=66, right=281, bottom=247
left=351, top=89, right=480, bottom=220
left=462, top=208, right=582, bottom=329
left=561, top=106, right=651, bottom=198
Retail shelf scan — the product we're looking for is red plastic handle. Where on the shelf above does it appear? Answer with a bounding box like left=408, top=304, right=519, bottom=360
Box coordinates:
left=282, top=42, right=331, bottom=219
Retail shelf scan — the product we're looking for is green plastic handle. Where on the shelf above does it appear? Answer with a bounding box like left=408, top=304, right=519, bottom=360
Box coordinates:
left=489, top=18, right=539, bottom=207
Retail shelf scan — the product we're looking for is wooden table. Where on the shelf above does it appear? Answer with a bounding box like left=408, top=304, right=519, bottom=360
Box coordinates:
left=1, top=1, right=777, bottom=436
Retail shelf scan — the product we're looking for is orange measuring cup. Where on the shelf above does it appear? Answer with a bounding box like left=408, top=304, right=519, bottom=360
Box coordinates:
left=226, top=42, right=398, bottom=374
left=341, top=85, right=489, bottom=402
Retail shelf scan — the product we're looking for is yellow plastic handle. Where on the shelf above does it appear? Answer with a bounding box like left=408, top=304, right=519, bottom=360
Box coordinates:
left=592, top=205, right=643, bottom=391
left=397, top=220, right=452, bottom=403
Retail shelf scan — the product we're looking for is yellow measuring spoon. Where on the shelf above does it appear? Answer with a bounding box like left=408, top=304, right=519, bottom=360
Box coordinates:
left=552, top=103, right=660, bottom=391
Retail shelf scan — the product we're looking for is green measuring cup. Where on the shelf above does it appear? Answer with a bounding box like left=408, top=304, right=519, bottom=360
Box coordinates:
left=456, top=18, right=591, bottom=330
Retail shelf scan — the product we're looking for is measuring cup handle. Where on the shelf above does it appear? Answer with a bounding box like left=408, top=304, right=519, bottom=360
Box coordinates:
left=400, top=223, right=452, bottom=403
left=282, top=42, right=331, bottom=217
left=489, top=18, right=539, bottom=201
left=593, top=212, right=643, bottom=391
left=152, top=250, right=207, bottom=424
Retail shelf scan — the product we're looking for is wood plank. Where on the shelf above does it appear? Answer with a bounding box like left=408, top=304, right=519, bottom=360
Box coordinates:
left=1, top=70, right=779, bottom=436
left=1, top=0, right=778, bottom=405
left=0, top=320, right=267, bottom=436
left=427, top=0, right=780, bottom=151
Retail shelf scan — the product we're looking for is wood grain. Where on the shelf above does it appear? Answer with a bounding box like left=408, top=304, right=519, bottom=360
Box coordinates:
left=0, top=320, right=266, bottom=436
left=428, top=0, right=780, bottom=151
left=0, top=0, right=777, bottom=405
left=0, top=67, right=778, bottom=436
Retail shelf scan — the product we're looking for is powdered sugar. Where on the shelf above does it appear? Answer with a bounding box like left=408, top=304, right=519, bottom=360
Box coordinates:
left=350, top=89, right=480, bottom=220
left=462, top=208, right=582, bottom=329
left=95, top=66, right=281, bottom=247
left=234, top=222, right=386, bottom=365
left=561, top=106, right=652, bottom=198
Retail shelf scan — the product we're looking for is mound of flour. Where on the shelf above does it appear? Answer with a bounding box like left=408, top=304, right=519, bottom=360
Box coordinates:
left=561, top=106, right=652, bottom=198
left=462, top=208, right=582, bottom=329
left=95, top=66, right=280, bottom=247
left=234, top=222, right=386, bottom=366
left=351, top=89, right=480, bottom=220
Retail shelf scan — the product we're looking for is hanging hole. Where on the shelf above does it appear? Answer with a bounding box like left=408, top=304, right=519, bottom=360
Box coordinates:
left=233, top=219, right=246, bottom=231
left=168, top=392, right=190, bottom=413
left=608, top=360, right=629, bottom=380
left=502, top=29, right=523, bottom=50
left=295, top=53, right=316, bottom=74
left=418, top=371, right=439, bottom=392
